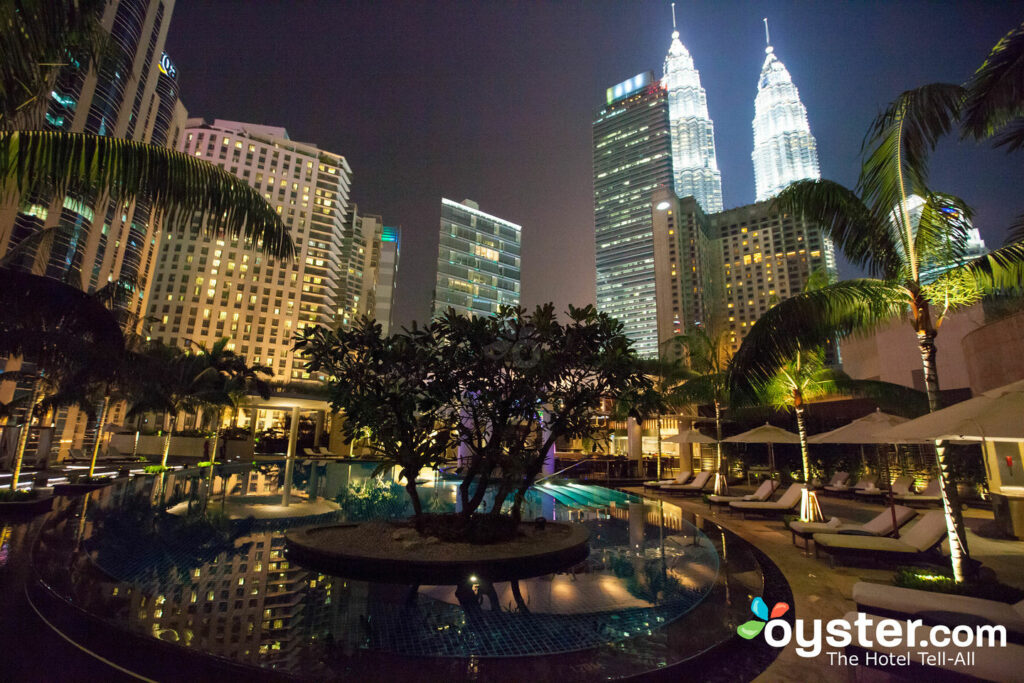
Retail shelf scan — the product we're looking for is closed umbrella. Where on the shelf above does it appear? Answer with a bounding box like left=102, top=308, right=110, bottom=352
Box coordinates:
left=724, top=422, right=799, bottom=481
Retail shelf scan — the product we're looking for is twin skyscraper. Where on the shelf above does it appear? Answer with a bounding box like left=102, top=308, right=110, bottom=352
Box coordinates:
left=594, top=15, right=830, bottom=358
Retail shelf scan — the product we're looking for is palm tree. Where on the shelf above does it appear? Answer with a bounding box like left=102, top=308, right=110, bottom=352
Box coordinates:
left=672, top=326, right=735, bottom=495
left=0, top=0, right=293, bottom=260
left=732, top=80, right=1024, bottom=581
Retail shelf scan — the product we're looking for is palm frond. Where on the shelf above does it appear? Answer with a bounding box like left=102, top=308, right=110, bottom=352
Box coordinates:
left=961, top=22, right=1024, bottom=146
left=858, top=83, right=965, bottom=225
left=730, top=279, right=910, bottom=388
left=772, top=179, right=902, bottom=278
left=913, top=192, right=975, bottom=277
left=1005, top=212, right=1024, bottom=246
left=959, top=241, right=1024, bottom=292
left=0, top=131, right=294, bottom=259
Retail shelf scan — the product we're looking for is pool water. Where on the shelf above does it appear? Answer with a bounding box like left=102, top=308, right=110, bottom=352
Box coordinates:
left=24, top=461, right=778, bottom=681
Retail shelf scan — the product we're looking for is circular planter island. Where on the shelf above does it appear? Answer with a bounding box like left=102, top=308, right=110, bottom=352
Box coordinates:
left=286, top=519, right=590, bottom=584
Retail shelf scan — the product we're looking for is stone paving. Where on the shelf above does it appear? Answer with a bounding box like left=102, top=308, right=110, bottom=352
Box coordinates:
left=625, top=485, right=1024, bottom=683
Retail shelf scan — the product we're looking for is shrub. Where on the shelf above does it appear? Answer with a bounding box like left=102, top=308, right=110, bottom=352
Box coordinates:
left=144, top=465, right=168, bottom=474
left=894, top=566, right=1024, bottom=602
left=0, top=489, right=37, bottom=502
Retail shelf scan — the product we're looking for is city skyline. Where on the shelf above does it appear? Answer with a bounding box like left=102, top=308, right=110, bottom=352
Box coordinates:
left=166, top=2, right=1022, bottom=329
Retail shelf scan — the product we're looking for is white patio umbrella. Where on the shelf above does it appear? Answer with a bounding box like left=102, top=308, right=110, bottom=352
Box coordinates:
left=809, top=408, right=929, bottom=538
left=882, top=379, right=1024, bottom=443
left=724, top=422, right=799, bottom=480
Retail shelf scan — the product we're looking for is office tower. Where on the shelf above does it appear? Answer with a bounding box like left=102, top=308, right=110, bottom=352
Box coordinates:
left=432, top=198, right=521, bottom=318
left=593, top=72, right=673, bottom=358
left=896, top=195, right=988, bottom=283
left=375, top=226, right=400, bottom=335
left=653, top=195, right=836, bottom=354
left=0, top=0, right=185, bottom=462
left=338, top=206, right=383, bottom=329
left=663, top=24, right=723, bottom=212
left=148, top=119, right=352, bottom=384
left=752, top=24, right=821, bottom=202
left=0, top=1, right=185, bottom=324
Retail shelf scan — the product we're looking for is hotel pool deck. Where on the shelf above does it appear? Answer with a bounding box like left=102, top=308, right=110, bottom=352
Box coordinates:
left=1, top=461, right=791, bottom=681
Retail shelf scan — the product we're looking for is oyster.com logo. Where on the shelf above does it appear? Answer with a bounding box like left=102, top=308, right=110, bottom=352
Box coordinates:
left=737, top=597, right=789, bottom=640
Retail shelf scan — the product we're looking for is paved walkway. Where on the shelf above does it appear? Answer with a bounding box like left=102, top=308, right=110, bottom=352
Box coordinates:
left=625, top=485, right=1024, bottom=683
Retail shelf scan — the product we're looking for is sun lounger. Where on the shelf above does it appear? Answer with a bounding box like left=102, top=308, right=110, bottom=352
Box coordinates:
left=707, top=479, right=779, bottom=508
left=893, top=479, right=943, bottom=505
left=643, top=470, right=691, bottom=488
left=789, top=505, right=917, bottom=548
left=838, top=610, right=1024, bottom=680
left=852, top=582, right=1024, bottom=644
left=856, top=475, right=914, bottom=498
left=824, top=474, right=878, bottom=496
left=812, top=510, right=947, bottom=564
left=823, top=471, right=849, bottom=489
left=661, top=471, right=711, bottom=495
left=729, top=482, right=803, bottom=517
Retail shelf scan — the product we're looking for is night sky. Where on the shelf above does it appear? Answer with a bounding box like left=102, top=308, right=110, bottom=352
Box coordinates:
left=166, top=1, right=1022, bottom=329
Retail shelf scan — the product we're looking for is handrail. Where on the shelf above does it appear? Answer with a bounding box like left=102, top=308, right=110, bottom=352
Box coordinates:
left=535, top=453, right=603, bottom=484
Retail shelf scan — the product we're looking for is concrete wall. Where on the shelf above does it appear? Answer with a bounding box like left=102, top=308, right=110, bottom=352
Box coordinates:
left=961, top=310, right=1024, bottom=394
left=839, top=305, right=986, bottom=390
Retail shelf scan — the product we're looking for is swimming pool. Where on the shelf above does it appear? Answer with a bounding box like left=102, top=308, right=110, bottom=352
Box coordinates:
left=26, top=461, right=784, bottom=680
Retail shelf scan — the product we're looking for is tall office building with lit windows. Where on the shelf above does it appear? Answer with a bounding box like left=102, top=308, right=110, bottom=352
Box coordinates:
left=663, top=27, right=723, bottom=213
left=338, top=206, right=383, bottom=329
left=375, top=226, right=401, bottom=335
left=0, top=0, right=186, bottom=463
left=147, top=119, right=353, bottom=384
left=752, top=33, right=821, bottom=201
left=431, top=198, right=521, bottom=318
left=593, top=72, right=673, bottom=358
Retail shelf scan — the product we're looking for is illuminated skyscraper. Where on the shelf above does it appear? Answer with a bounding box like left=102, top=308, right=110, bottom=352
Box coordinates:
left=752, top=21, right=820, bottom=202
left=432, top=199, right=520, bottom=318
left=375, top=226, right=400, bottom=335
left=663, top=18, right=723, bottom=213
left=593, top=73, right=673, bottom=358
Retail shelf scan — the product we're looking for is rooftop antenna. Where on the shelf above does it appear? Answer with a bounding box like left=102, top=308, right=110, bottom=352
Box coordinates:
left=763, top=17, right=772, bottom=53
left=671, top=2, right=677, bottom=29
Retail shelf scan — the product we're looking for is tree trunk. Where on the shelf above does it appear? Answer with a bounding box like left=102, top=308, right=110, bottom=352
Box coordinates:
left=9, top=381, right=41, bottom=491
left=713, top=400, right=726, bottom=495
left=794, top=396, right=823, bottom=523
left=656, top=414, right=663, bottom=479
left=405, top=477, right=424, bottom=532
left=490, top=479, right=513, bottom=516
left=160, top=414, right=176, bottom=468
left=88, top=394, right=111, bottom=478
left=916, top=325, right=970, bottom=582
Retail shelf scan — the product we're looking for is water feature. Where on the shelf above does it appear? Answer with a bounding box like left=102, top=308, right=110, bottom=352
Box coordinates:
left=17, top=461, right=785, bottom=680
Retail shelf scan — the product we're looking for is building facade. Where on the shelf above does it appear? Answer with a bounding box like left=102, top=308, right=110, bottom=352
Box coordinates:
left=147, top=119, right=353, bottom=385
left=374, top=226, right=400, bottom=335
left=0, top=0, right=186, bottom=461
left=338, top=206, right=383, bottom=330
left=593, top=72, right=673, bottom=358
left=432, top=199, right=521, bottom=318
left=663, top=29, right=723, bottom=213
left=752, top=38, right=820, bottom=202
left=653, top=194, right=837, bottom=354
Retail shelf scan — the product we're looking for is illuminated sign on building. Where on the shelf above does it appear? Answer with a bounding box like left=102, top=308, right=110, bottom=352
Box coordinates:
left=605, top=72, right=653, bottom=105
left=158, top=53, right=177, bottom=79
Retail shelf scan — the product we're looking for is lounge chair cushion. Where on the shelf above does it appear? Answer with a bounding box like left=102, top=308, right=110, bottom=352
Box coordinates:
left=792, top=505, right=917, bottom=537
left=731, top=482, right=802, bottom=511
left=839, top=611, right=1024, bottom=681
left=894, top=479, right=942, bottom=501
left=852, top=583, right=1024, bottom=637
left=644, top=471, right=691, bottom=487
left=814, top=510, right=947, bottom=553
left=826, top=472, right=849, bottom=487
left=708, top=479, right=777, bottom=504
left=661, top=471, right=710, bottom=491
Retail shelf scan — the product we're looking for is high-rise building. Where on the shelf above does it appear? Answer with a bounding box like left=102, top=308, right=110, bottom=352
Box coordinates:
left=0, top=0, right=185, bottom=462
left=432, top=198, right=520, bottom=318
left=147, top=119, right=352, bottom=385
left=375, top=226, right=401, bottom=335
left=653, top=193, right=837, bottom=354
left=338, top=206, right=383, bottom=329
left=663, top=26, right=723, bottom=212
left=593, top=72, right=673, bottom=358
left=752, top=25, right=820, bottom=202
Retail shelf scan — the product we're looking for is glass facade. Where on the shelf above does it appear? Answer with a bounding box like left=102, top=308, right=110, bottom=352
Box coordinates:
left=375, top=226, right=400, bottom=335
left=432, top=199, right=520, bottom=318
left=752, top=44, right=820, bottom=202
left=593, top=75, right=673, bottom=358
left=663, top=31, right=723, bottom=213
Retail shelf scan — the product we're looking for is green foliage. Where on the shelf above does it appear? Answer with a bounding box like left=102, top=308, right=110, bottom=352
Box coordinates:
left=961, top=21, right=1024, bottom=151
left=894, top=566, right=1024, bottom=602
left=0, top=488, right=37, bottom=502
left=143, top=465, right=168, bottom=474
left=335, top=480, right=407, bottom=521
